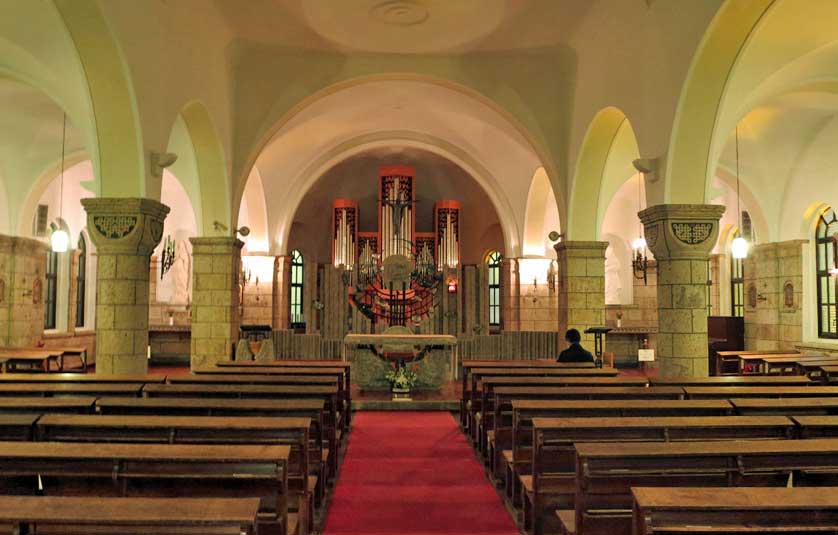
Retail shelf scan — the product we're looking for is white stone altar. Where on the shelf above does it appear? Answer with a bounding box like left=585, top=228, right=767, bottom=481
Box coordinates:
left=343, top=330, right=457, bottom=391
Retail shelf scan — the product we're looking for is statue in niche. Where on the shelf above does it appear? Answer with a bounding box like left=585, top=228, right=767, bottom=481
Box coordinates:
left=170, top=240, right=191, bottom=305
left=784, top=281, right=795, bottom=309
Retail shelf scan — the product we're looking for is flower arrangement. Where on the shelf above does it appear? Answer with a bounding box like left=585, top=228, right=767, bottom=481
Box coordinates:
left=385, top=362, right=420, bottom=390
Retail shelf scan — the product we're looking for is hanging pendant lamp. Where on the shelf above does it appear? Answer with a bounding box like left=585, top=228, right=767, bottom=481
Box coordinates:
left=50, top=112, right=69, bottom=253
left=731, top=124, right=748, bottom=259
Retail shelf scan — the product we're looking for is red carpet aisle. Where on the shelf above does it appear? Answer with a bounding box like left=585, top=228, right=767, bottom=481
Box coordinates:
left=322, top=411, right=520, bottom=535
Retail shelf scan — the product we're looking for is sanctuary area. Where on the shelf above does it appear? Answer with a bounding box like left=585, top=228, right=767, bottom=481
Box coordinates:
left=2, top=1, right=838, bottom=535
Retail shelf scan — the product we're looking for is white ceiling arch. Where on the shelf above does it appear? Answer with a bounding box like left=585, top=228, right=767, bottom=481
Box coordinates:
left=247, top=77, right=550, bottom=256
left=266, top=130, right=522, bottom=257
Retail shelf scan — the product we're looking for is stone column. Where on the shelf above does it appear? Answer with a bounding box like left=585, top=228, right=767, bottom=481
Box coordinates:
left=554, top=241, right=608, bottom=345
left=81, top=198, right=169, bottom=374
left=272, top=255, right=291, bottom=330
left=190, top=237, right=243, bottom=369
left=0, top=235, right=48, bottom=347
left=639, top=204, right=725, bottom=377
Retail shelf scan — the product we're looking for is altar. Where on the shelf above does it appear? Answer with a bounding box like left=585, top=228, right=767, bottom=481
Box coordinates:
left=344, top=332, right=457, bottom=391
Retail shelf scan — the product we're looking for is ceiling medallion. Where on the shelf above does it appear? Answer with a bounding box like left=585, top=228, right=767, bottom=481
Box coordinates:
left=370, top=1, right=429, bottom=27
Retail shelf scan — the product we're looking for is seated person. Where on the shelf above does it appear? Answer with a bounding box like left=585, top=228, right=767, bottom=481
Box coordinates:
left=558, top=328, right=595, bottom=363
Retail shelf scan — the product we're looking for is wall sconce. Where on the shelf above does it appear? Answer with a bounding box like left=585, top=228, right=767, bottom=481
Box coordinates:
left=547, top=262, right=556, bottom=293
left=526, top=277, right=539, bottom=304
left=160, top=235, right=176, bottom=279
left=447, top=278, right=458, bottom=293
left=631, top=236, right=648, bottom=285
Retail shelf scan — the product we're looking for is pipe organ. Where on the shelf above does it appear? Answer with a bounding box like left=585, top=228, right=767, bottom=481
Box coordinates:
left=331, top=199, right=357, bottom=269
left=379, top=166, right=415, bottom=260
left=435, top=201, right=460, bottom=269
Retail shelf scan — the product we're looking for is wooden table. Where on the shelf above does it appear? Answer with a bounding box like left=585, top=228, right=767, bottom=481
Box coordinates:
left=714, top=350, right=798, bottom=375
left=651, top=375, right=811, bottom=386
left=0, top=348, right=62, bottom=372
left=0, top=396, right=97, bottom=414
left=0, top=383, right=142, bottom=397
left=0, top=373, right=164, bottom=383
left=731, top=397, right=838, bottom=415
left=0, top=495, right=262, bottom=535
left=684, top=386, right=838, bottom=399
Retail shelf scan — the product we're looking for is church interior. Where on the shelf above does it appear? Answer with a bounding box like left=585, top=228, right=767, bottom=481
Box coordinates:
left=2, top=0, right=838, bottom=534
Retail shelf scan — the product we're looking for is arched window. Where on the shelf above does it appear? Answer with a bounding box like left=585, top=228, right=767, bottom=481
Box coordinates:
left=75, top=234, right=87, bottom=328
left=44, top=243, right=59, bottom=330
left=486, top=250, right=502, bottom=327
left=290, top=250, right=305, bottom=328
left=730, top=230, right=744, bottom=318
left=816, top=208, right=838, bottom=338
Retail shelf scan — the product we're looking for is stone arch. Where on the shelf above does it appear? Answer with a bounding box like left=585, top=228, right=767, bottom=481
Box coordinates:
left=569, top=106, right=640, bottom=241
left=522, top=167, right=561, bottom=257
left=266, top=130, right=521, bottom=258
left=237, top=167, right=270, bottom=253
left=178, top=101, right=230, bottom=235
left=233, top=73, right=560, bottom=229
left=54, top=0, right=146, bottom=197
left=18, top=153, right=91, bottom=238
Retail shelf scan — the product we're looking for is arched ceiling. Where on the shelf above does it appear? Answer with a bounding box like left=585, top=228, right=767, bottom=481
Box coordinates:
left=213, top=0, right=594, bottom=54
left=250, top=78, right=545, bottom=256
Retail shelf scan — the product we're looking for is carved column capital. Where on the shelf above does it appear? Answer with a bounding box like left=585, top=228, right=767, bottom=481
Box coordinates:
left=81, top=198, right=170, bottom=255
left=639, top=204, right=725, bottom=260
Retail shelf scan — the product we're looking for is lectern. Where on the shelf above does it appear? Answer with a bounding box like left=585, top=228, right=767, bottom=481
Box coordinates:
left=584, top=326, right=613, bottom=368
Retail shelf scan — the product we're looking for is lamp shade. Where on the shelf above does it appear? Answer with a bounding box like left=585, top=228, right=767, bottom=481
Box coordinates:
left=631, top=236, right=647, bottom=251
left=731, top=236, right=749, bottom=259
left=50, top=229, right=69, bottom=253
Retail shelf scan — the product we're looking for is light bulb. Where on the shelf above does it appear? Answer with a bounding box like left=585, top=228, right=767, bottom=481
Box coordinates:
left=50, top=229, right=69, bottom=253
left=631, top=236, right=647, bottom=251
left=731, top=236, right=748, bottom=259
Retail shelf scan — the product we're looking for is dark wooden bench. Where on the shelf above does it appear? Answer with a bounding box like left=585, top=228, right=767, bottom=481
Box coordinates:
left=650, top=375, right=812, bottom=387
left=506, top=399, right=732, bottom=515
left=530, top=416, right=795, bottom=535
left=169, top=374, right=339, bottom=386
left=0, top=373, right=164, bottom=384
left=0, top=396, right=96, bottom=414
left=0, top=495, right=263, bottom=535
left=0, top=383, right=142, bottom=397
left=714, top=350, right=798, bottom=375
left=473, top=376, right=649, bottom=450
left=35, top=414, right=318, bottom=528
left=731, top=397, right=838, bottom=415
left=0, top=414, right=40, bottom=440
left=821, top=365, right=838, bottom=383
left=793, top=415, right=838, bottom=437
left=0, top=441, right=294, bottom=535
left=630, top=486, right=838, bottom=535
left=684, top=386, right=838, bottom=399
left=487, top=386, right=685, bottom=481
left=573, top=438, right=838, bottom=535
left=459, top=360, right=594, bottom=427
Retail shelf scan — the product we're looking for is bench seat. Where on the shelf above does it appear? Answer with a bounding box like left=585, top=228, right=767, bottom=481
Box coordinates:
left=556, top=510, right=575, bottom=535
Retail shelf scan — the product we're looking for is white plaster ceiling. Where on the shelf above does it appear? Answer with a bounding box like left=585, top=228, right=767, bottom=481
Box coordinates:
left=213, top=0, right=595, bottom=54
left=251, top=78, right=545, bottom=255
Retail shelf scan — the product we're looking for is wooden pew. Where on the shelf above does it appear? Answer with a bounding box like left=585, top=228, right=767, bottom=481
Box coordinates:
left=684, top=386, right=838, bottom=399
left=0, top=348, right=63, bottom=372
left=650, top=375, right=811, bottom=386
left=630, top=487, right=838, bottom=535
left=0, top=373, right=165, bottom=384
left=0, top=396, right=96, bottom=414
left=733, top=352, right=803, bottom=375
left=473, top=376, right=649, bottom=449
left=459, top=360, right=592, bottom=427
left=0, top=383, right=142, bottom=397
left=796, top=358, right=838, bottom=380
left=573, top=438, right=838, bottom=535
left=507, top=399, right=732, bottom=516
left=761, top=355, right=838, bottom=377
left=531, top=416, right=795, bottom=535
left=0, top=496, right=263, bottom=535
left=0, top=441, right=294, bottom=535
left=169, top=374, right=339, bottom=386
left=793, top=416, right=838, bottom=437
left=732, top=397, right=838, bottom=415
left=0, top=414, right=39, bottom=440
left=36, top=414, right=319, bottom=528
left=713, top=350, right=797, bottom=375
left=196, top=365, right=351, bottom=423
left=488, top=386, right=684, bottom=481
left=821, top=365, right=838, bottom=383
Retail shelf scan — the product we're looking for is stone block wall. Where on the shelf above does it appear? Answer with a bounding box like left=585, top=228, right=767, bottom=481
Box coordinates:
left=241, top=276, right=273, bottom=326
left=743, top=240, right=805, bottom=351
left=0, top=235, right=47, bottom=347
left=190, top=237, right=242, bottom=369
left=518, top=282, right=558, bottom=331
left=555, top=241, right=607, bottom=345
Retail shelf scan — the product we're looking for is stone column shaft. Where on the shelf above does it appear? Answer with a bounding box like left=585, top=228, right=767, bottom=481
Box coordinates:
left=82, top=198, right=169, bottom=374
left=554, top=241, right=608, bottom=345
left=190, top=237, right=243, bottom=369
left=640, top=204, right=725, bottom=377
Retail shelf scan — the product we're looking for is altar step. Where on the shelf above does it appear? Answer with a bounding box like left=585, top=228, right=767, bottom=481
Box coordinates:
left=354, top=399, right=459, bottom=411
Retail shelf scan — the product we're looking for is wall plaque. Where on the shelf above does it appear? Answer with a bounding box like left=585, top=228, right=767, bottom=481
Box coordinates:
left=784, top=281, right=795, bottom=308
left=32, top=278, right=42, bottom=305
left=747, top=283, right=757, bottom=309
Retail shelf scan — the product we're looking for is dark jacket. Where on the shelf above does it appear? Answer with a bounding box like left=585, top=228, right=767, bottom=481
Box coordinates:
left=558, top=342, right=595, bottom=363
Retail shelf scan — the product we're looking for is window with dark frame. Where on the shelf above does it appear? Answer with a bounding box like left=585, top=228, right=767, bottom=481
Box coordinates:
left=75, top=234, right=86, bottom=328
left=486, top=250, right=502, bottom=327
left=816, top=208, right=838, bottom=338
left=730, top=231, right=744, bottom=318
left=44, top=246, right=58, bottom=330
left=290, top=249, right=305, bottom=328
